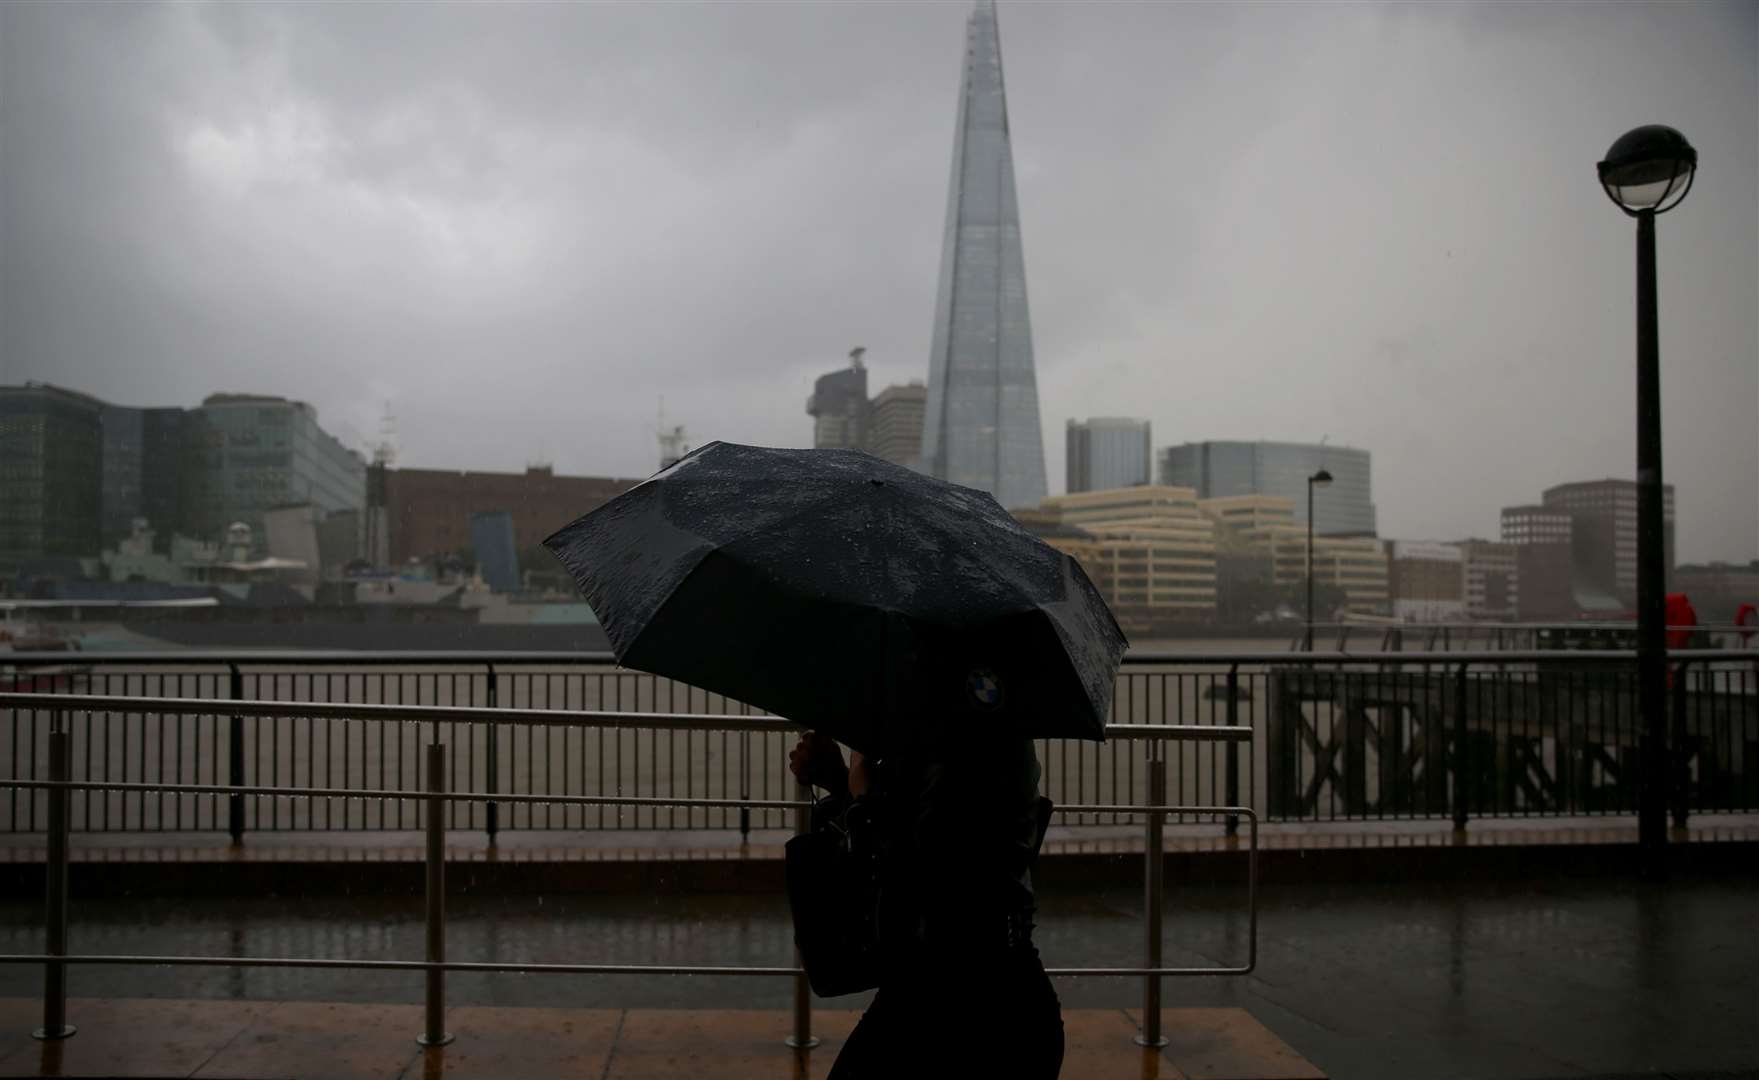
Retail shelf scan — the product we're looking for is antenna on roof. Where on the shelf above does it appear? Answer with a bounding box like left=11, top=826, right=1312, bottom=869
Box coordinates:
left=657, top=396, right=689, bottom=470
left=372, top=401, right=399, bottom=468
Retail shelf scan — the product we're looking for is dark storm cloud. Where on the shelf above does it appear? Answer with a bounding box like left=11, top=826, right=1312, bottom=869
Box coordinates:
left=2, top=1, right=1754, bottom=561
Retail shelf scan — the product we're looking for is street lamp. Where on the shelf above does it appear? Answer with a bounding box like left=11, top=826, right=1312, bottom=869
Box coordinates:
left=1305, top=468, right=1332, bottom=651
left=1598, top=124, right=1696, bottom=875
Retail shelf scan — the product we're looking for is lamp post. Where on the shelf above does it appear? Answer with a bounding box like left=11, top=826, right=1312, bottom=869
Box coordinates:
left=1598, top=124, right=1696, bottom=877
left=1305, top=469, right=1332, bottom=651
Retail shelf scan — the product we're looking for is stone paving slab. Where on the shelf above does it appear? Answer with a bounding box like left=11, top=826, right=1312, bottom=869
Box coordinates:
left=1126, top=1009, right=1327, bottom=1080
left=0, top=998, right=1323, bottom=1079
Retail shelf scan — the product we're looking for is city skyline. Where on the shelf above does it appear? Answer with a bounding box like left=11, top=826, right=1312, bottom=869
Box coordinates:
left=2, top=2, right=1754, bottom=562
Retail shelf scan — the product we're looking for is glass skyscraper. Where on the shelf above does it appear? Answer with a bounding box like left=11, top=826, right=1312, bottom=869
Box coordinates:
left=919, top=0, right=1047, bottom=511
left=1161, top=440, right=1377, bottom=536
left=181, top=394, right=365, bottom=554
left=1066, top=418, right=1152, bottom=493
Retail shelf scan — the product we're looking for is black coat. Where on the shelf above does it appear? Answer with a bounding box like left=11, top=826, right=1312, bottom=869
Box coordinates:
left=819, top=738, right=1044, bottom=966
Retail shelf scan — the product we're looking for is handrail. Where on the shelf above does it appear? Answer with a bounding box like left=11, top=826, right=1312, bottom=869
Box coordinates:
left=1, top=711, right=1256, bottom=1051
left=7, top=647, right=1754, bottom=669
left=0, top=691, right=1254, bottom=741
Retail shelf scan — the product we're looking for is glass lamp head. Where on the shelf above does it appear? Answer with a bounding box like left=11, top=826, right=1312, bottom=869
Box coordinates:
left=1599, top=125, right=1696, bottom=215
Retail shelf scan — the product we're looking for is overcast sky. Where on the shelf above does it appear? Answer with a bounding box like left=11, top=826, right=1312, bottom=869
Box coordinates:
left=2, top=1, right=1754, bottom=563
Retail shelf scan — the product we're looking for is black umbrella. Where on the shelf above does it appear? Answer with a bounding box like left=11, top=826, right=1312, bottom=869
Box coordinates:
left=542, top=441, right=1126, bottom=753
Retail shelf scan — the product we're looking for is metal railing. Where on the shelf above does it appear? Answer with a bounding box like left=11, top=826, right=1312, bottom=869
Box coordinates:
left=4, top=649, right=1755, bottom=835
left=1293, top=621, right=1757, bottom=654
left=0, top=692, right=1254, bottom=1051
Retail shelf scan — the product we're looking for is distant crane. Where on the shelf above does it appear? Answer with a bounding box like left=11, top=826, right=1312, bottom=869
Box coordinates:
left=364, top=401, right=398, bottom=569
left=657, top=397, right=690, bottom=471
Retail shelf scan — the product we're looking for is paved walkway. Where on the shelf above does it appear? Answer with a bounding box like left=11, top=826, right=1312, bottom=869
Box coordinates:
left=0, top=999, right=1323, bottom=1079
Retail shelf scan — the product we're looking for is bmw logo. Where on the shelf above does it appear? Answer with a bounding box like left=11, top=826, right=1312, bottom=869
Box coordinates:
left=966, top=668, right=1004, bottom=711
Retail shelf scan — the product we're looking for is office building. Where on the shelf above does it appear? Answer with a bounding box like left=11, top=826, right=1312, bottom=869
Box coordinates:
left=1541, top=479, right=1676, bottom=606
left=807, top=352, right=869, bottom=451
left=1066, top=418, right=1151, bottom=493
left=384, top=465, right=639, bottom=566
left=179, top=394, right=366, bottom=555
left=0, top=383, right=105, bottom=568
left=99, top=405, right=186, bottom=549
left=1499, top=504, right=1577, bottom=619
left=1500, top=505, right=1573, bottom=547
left=867, top=383, right=927, bottom=469
left=1037, top=486, right=1217, bottom=618
left=1458, top=539, right=1519, bottom=621
left=1385, top=541, right=1466, bottom=622
left=1012, top=509, right=1111, bottom=600
left=1199, top=494, right=1389, bottom=615
left=920, top=1, right=1048, bottom=511
left=1161, top=441, right=1376, bottom=536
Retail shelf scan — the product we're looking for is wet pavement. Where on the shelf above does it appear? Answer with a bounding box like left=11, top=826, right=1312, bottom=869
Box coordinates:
left=0, top=999, right=1327, bottom=1079
left=2, top=871, right=1754, bottom=1078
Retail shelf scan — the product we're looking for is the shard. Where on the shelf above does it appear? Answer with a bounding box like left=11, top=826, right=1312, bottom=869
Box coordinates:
left=919, top=0, right=1047, bottom=511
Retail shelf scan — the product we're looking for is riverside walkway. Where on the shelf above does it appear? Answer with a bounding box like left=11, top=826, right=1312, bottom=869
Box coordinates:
left=2, top=831, right=1754, bottom=1079
left=0, top=1000, right=1324, bottom=1079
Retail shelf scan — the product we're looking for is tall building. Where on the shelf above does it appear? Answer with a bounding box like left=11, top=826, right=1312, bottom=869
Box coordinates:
left=180, top=394, right=366, bottom=555
left=1198, top=494, right=1389, bottom=614
left=0, top=383, right=105, bottom=569
left=384, top=465, right=639, bottom=566
left=1038, top=486, right=1217, bottom=618
left=1161, top=441, right=1376, bottom=536
left=807, top=351, right=869, bottom=451
left=99, top=405, right=186, bottom=549
left=1500, top=505, right=1572, bottom=547
left=1541, top=479, right=1676, bottom=606
left=919, top=0, right=1047, bottom=510
left=867, top=383, right=927, bottom=469
left=1500, top=503, right=1580, bottom=618
left=1458, top=538, right=1519, bottom=621
left=1066, top=418, right=1151, bottom=493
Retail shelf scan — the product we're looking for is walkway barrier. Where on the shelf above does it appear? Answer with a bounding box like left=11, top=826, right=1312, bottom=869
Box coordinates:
left=0, top=694, right=1256, bottom=1052
left=4, top=650, right=1755, bottom=834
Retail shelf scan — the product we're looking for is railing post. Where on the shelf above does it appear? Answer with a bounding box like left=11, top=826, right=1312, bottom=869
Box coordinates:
left=784, top=773, right=818, bottom=1049
left=34, top=714, right=75, bottom=1041
left=228, top=664, right=245, bottom=845
left=484, top=665, right=498, bottom=845
left=1135, top=740, right=1168, bottom=1048
left=1670, top=659, right=1691, bottom=830
left=738, top=731, right=751, bottom=841
left=1452, top=665, right=1470, bottom=833
left=417, top=742, right=453, bottom=1048
left=1225, top=666, right=1240, bottom=837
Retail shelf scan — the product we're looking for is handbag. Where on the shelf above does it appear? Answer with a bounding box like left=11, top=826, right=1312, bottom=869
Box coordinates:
left=784, top=796, right=884, bottom=997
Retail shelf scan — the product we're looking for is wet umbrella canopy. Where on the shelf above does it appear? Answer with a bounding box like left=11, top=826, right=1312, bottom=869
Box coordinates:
left=543, top=442, right=1127, bottom=753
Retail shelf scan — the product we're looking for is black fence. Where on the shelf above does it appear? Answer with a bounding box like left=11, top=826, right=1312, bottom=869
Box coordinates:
left=3, top=649, right=1754, bottom=835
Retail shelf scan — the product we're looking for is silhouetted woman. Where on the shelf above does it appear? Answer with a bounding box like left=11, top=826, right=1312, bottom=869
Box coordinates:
left=790, top=731, right=1064, bottom=1078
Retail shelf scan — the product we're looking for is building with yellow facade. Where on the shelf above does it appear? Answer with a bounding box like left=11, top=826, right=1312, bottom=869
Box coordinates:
left=1198, top=494, right=1389, bottom=614
left=1033, top=486, right=1218, bottom=620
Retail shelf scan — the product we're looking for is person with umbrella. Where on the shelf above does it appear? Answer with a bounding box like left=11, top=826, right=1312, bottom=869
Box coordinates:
left=545, top=442, right=1127, bottom=1077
